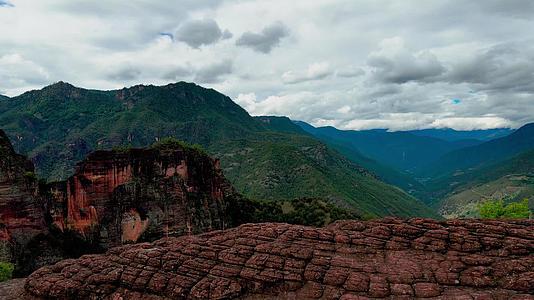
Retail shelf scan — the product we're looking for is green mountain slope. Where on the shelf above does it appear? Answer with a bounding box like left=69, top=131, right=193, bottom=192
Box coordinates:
left=424, top=123, right=534, bottom=178
left=295, top=121, right=480, bottom=173
left=295, top=121, right=425, bottom=195
left=437, top=150, right=534, bottom=218
left=0, top=82, right=438, bottom=218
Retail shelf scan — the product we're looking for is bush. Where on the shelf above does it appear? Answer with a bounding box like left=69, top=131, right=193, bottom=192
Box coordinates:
left=478, top=198, right=531, bottom=219
left=0, top=262, right=14, bottom=282
left=151, top=137, right=207, bottom=156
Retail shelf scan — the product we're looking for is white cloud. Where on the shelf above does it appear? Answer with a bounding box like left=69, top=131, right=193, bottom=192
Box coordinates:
left=0, top=0, right=533, bottom=130
left=282, top=62, right=332, bottom=84
left=430, top=116, right=512, bottom=131
left=0, top=54, right=49, bottom=94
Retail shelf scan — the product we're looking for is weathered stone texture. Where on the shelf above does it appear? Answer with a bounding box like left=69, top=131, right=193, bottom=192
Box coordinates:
left=0, top=130, right=46, bottom=263
left=20, top=218, right=534, bottom=299
left=46, top=147, right=233, bottom=248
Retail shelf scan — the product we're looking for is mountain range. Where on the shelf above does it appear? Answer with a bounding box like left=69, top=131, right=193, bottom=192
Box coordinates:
left=1, top=81, right=532, bottom=220
left=298, top=120, right=534, bottom=217
left=0, top=82, right=438, bottom=218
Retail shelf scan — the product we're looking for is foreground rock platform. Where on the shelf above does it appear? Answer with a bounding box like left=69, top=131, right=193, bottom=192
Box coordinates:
left=14, top=218, right=534, bottom=299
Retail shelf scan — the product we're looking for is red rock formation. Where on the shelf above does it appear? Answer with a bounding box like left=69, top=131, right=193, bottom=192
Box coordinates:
left=16, top=218, right=534, bottom=299
left=47, top=146, right=233, bottom=249
left=0, top=130, right=46, bottom=262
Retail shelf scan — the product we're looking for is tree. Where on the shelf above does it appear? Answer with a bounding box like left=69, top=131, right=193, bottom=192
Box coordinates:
left=478, top=198, right=531, bottom=219
left=0, top=262, right=14, bottom=282
left=503, top=199, right=531, bottom=219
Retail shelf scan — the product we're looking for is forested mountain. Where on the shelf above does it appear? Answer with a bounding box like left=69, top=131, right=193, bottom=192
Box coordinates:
left=0, top=82, right=438, bottom=218
left=295, top=121, right=481, bottom=173
left=424, top=123, right=534, bottom=178
left=435, top=149, right=534, bottom=217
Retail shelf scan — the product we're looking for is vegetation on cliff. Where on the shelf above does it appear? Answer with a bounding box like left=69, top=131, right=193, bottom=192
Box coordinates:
left=0, top=262, right=13, bottom=282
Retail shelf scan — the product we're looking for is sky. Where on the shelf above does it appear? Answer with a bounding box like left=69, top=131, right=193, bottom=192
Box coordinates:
left=1, top=0, right=534, bottom=131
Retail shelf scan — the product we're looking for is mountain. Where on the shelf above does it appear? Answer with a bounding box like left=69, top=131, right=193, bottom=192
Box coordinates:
left=254, top=116, right=310, bottom=135
left=407, top=128, right=512, bottom=142
left=435, top=149, right=534, bottom=218
left=295, top=122, right=481, bottom=174
left=425, top=123, right=534, bottom=179
left=0, top=82, right=438, bottom=218
left=295, top=121, right=425, bottom=194
left=0, top=95, right=8, bottom=101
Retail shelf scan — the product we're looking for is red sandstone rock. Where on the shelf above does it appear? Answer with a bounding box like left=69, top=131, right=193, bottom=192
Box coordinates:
left=46, top=146, right=235, bottom=248
left=12, top=218, right=534, bottom=299
left=0, top=130, right=47, bottom=263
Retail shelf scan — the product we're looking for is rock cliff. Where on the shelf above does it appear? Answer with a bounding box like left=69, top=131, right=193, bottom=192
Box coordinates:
left=0, top=133, right=237, bottom=275
left=9, top=218, right=533, bottom=299
left=44, top=142, right=233, bottom=249
left=0, top=130, right=47, bottom=265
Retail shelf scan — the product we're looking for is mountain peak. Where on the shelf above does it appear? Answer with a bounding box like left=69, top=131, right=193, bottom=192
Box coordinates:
left=516, top=122, right=534, bottom=132
left=47, top=81, right=76, bottom=89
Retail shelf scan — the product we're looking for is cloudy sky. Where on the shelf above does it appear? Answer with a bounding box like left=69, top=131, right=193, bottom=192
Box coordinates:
left=1, top=0, right=534, bottom=130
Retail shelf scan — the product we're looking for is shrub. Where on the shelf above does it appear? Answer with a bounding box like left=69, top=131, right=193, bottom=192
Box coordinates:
left=478, top=198, right=531, bottom=219
left=0, top=262, right=14, bottom=282
left=503, top=199, right=531, bottom=219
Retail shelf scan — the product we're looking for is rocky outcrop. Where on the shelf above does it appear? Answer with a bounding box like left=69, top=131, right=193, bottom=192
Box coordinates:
left=44, top=143, right=233, bottom=249
left=14, top=218, right=534, bottom=299
left=0, top=130, right=46, bottom=264
left=0, top=133, right=237, bottom=275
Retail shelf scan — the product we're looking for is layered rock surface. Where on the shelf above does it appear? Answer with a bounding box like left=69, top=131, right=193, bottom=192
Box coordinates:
left=13, top=218, right=534, bottom=299
left=0, top=130, right=46, bottom=263
left=0, top=131, right=237, bottom=274
left=45, top=144, right=233, bottom=249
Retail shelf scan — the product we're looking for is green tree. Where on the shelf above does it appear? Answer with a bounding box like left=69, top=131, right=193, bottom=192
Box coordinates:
left=478, top=198, right=531, bottom=219
left=503, top=199, right=531, bottom=219
left=0, top=262, right=14, bottom=282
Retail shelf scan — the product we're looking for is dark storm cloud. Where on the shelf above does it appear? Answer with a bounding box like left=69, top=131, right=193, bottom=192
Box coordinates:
left=194, top=60, right=233, bottom=83
left=175, top=19, right=230, bottom=48
left=235, top=22, right=289, bottom=53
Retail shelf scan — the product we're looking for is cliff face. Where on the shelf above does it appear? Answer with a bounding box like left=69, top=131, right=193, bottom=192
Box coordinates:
left=45, top=145, right=232, bottom=249
left=15, top=218, right=534, bottom=299
left=0, top=130, right=46, bottom=263
left=0, top=132, right=236, bottom=275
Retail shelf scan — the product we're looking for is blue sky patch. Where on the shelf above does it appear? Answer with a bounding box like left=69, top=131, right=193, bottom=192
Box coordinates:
left=452, top=99, right=461, bottom=105
left=0, top=0, right=13, bottom=7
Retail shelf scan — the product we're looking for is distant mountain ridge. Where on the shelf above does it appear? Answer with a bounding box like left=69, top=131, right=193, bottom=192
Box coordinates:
left=424, top=123, right=534, bottom=178
left=295, top=121, right=482, bottom=173
left=407, top=128, right=512, bottom=142
left=0, top=81, right=438, bottom=218
left=296, top=120, right=534, bottom=212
